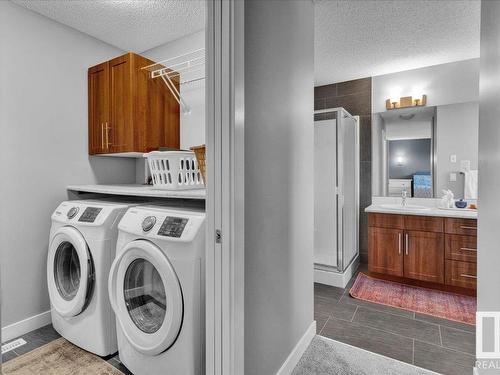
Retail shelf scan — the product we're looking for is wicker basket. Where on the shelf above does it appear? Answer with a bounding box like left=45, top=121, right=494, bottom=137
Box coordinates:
left=190, top=144, right=206, bottom=184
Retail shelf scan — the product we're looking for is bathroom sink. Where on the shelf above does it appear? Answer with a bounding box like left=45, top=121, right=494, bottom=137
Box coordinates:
left=379, top=204, right=430, bottom=211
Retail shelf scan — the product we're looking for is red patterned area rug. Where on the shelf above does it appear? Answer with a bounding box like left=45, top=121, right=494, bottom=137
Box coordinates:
left=349, top=273, right=476, bottom=325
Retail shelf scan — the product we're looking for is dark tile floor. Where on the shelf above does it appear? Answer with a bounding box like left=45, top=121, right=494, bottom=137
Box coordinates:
left=315, top=263, right=476, bottom=375
left=1, top=324, right=133, bottom=374
left=2, top=265, right=476, bottom=375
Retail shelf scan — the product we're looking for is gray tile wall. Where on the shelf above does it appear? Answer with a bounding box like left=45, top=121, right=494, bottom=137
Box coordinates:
left=315, top=78, right=372, bottom=263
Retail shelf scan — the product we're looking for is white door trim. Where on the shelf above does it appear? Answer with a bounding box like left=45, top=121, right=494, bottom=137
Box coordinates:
left=206, top=1, right=244, bottom=374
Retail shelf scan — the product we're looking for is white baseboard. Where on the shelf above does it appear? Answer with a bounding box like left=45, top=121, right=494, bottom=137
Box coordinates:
left=276, top=321, right=316, bottom=375
left=2, top=310, right=51, bottom=343
left=314, top=256, right=359, bottom=288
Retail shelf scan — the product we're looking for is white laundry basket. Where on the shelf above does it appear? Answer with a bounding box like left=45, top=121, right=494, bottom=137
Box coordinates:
left=145, top=151, right=205, bottom=190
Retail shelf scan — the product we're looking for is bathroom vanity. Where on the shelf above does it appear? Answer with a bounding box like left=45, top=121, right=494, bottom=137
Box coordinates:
left=366, top=205, right=477, bottom=295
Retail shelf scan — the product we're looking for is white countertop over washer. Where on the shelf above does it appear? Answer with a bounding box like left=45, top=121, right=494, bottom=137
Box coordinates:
left=365, top=196, right=478, bottom=219
left=67, top=184, right=206, bottom=200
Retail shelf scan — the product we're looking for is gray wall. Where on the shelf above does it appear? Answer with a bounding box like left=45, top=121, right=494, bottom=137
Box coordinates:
left=244, top=1, right=314, bottom=374
left=435, top=102, right=479, bottom=198
left=0, top=2, right=135, bottom=329
left=478, top=0, right=500, bottom=313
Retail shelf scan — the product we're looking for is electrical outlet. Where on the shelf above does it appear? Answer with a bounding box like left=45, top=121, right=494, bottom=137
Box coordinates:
left=450, top=154, right=457, bottom=163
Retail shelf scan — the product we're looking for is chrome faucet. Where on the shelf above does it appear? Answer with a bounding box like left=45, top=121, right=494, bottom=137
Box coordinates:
left=401, top=186, right=408, bottom=207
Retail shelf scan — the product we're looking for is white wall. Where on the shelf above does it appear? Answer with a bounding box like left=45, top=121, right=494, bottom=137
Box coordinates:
left=244, top=1, right=314, bottom=374
left=478, top=0, right=500, bottom=317
left=372, top=59, right=480, bottom=113
left=0, top=2, right=135, bottom=333
left=435, top=102, right=479, bottom=198
left=141, top=30, right=205, bottom=150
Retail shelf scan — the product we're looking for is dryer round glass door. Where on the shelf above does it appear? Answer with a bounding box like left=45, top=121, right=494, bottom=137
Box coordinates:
left=124, top=259, right=166, bottom=334
left=109, top=240, right=183, bottom=356
left=47, top=227, right=94, bottom=317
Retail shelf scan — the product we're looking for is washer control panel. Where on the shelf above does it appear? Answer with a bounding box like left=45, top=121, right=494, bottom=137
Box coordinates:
left=157, top=216, right=189, bottom=238
left=78, top=207, right=103, bottom=223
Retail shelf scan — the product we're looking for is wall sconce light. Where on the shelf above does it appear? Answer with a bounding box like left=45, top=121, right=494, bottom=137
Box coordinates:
left=386, top=94, right=427, bottom=110
left=396, top=156, right=405, bottom=166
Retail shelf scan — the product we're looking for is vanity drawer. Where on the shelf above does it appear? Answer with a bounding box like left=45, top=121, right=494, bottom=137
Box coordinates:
left=445, top=234, right=477, bottom=263
left=404, top=215, right=443, bottom=232
left=445, top=260, right=477, bottom=289
left=444, top=218, right=477, bottom=236
left=368, top=213, right=404, bottom=229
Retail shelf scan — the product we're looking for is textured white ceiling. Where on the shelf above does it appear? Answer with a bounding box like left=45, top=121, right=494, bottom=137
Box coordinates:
left=11, top=0, right=205, bottom=52
left=12, top=0, right=480, bottom=85
left=315, top=0, right=481, bottom=85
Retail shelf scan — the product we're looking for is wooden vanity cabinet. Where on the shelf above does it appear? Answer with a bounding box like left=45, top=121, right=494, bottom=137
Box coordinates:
left=368, top=227, right=404, bottom=276
left=368, top=213, right=477, bottom=293
left=403, top=230, right=444, bottom=284
left=88, top=52, right=180, bottom=155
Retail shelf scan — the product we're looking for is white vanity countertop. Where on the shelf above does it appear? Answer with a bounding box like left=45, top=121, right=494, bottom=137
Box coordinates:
left=67, top=184, right=206, bottom=200
left=365, top=197, right=478, bottom=219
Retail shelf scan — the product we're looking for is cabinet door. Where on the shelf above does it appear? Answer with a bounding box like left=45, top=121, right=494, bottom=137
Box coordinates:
left=368, top=227, right=403, bottom=276
left=109, top=54, right=133, bottom=152
left=404, top=230, right=444, bottom=284
left=88, top=62, right=109, bottom=154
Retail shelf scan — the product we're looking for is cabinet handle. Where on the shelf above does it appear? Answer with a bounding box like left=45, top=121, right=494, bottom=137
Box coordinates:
left=460, top=274, right=477, bottom=279
left=460, top=226, right=477, bottom=230
left=405, top=233, right=409, bottom=255
left=460, top=247, right=477, bottom=252
left=101, top=123, right=104, bottom=149
left=398, top=233, right=402, bottom=255
left=105, top=122, right=111, bottom=149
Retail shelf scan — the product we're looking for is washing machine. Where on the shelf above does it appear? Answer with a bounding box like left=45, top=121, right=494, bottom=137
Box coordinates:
left=47, top=199, right=141, bottom=356
left=108, top=205, right=205, bottom=375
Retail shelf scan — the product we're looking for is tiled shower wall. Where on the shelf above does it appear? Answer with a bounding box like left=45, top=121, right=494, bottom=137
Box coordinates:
left=314, top=77, right=372, bottom=263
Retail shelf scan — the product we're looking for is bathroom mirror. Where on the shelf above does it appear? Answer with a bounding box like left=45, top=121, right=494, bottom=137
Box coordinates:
left=372, top=102, right=479, bottom=199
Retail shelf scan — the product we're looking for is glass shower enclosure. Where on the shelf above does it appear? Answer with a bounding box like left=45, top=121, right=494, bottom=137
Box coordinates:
left=314, top=108, right=359, bottom=285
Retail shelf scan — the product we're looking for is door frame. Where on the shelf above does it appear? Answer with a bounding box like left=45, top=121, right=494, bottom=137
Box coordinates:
left=206, top=1, right=244, bottom=374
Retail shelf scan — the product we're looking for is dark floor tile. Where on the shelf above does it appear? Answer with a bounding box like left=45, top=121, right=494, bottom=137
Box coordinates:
left=13, top=337, right=47, bottom=356
left=320, top=317, right=414, bottom=364
left=339, top=293, right=414, bottom=318
left=314, top=283, right=344, bottom=301
left=315, top=311, right=329, bottom=334
left=353, top=307, right=441, bottom=345
left=440, top=326, right=475, bottom=355
left=107, top=358, right=134, bottom=375
left=414, top=340, right=475, bottom=375
left=2, top=350, right=18, bottom=363
left=36, top=324, right=61, bottom=342
left=414, top=313, right=476, bottom=333
left=316, top=296, right=358, bottom=322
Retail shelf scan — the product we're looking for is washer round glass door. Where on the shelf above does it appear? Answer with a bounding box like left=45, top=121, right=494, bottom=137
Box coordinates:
left=47, top=226, right=94, bottom=317
left=109, top=240, right=183, bottom=356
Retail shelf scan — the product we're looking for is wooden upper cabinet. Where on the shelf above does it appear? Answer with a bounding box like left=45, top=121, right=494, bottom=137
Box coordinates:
left=404, top=230, right=444, bottom=284
left=88, top=52, right=180, bottom=155
left=88, top=62, right=109, bottom=154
